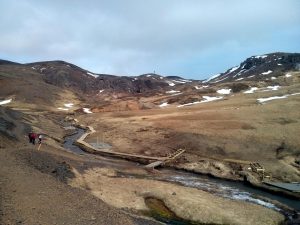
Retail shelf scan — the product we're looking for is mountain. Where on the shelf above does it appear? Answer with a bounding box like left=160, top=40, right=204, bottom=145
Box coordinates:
left=0, top=59, right=198, bottom=111
left=205, top=52, right=300, bottom=83
left=1, top=52, right=299, bottom=111
left=26, top=61, right=194, bottom=95
left=0, top=59, right=21, bottom=65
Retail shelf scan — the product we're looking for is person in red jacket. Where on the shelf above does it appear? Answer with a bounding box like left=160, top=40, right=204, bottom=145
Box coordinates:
left=31, top=132, right=37, bottom=145
left=28, top=132, right=33, bottom=144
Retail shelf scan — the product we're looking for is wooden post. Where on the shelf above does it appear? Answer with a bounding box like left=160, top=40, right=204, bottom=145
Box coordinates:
left=38, top=143, right=42, bottom=151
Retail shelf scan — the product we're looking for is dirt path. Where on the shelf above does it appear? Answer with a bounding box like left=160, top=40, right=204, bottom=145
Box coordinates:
left=0, top=145, right=159, bottom=225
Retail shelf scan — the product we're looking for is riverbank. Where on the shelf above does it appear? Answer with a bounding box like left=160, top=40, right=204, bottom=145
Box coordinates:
left=59, top=126, right=298, bottom=224
left=172, top=161, right=300, bottom=201
left=72, top=123, right=300, bottom=203
left=69, top=166, right=284, bottom=225
left=2, top=124, right=296, bottom=225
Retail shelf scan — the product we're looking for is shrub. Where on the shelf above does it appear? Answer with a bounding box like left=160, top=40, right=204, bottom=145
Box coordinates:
left=231, top=83, right=249, bottom=93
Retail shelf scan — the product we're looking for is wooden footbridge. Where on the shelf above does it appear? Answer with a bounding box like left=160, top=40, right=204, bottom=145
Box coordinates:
left=145, top=148, right=186, bottom=169
left=75, top=125, right=185, bottom=166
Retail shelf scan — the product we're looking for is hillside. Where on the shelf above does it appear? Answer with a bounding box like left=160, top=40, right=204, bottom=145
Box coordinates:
left=1, top=52, right=300, bottom=224
left=205, top=52, right=300, bottom=83
left=1, top=52, right=299, bottom=178
left=1, top=52, right=299, bottom=113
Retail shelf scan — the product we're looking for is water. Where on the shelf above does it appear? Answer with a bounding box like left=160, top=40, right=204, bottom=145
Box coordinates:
left=157, top=170, right=300, bottom=211
left=63, top=128, right=86, bottom=154
left=63, top=127, right=300, bottom=221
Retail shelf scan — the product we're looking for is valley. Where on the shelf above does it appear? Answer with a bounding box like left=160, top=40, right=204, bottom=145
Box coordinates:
left=1, top=52, right=300, bottom=225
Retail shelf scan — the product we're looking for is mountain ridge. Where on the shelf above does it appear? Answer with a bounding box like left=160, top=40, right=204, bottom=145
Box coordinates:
left=205, top=52, right=300, bottom=83
left=1, top=52, right=299, bottom=97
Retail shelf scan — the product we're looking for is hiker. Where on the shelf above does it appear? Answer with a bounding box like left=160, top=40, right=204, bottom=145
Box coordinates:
left=30, top=132, right=37, bottom=145
left=38, top=134, right=43, bottom=144
left=28, top=132, right=33, bottom=143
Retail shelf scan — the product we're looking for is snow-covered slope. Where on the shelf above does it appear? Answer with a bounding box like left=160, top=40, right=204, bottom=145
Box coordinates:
left=205, top=53, right=300, bottom=83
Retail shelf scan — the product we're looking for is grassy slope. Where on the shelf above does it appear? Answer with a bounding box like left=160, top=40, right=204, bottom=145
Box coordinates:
left=82, top=73, right=300, bottom=182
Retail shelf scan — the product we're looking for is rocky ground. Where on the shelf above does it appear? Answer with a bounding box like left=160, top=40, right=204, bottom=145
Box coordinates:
left=0, top=143, right=161, bottom=225
left=0, top=139, right=287, bottom=225
left=69, top=166, right=284, bottom=225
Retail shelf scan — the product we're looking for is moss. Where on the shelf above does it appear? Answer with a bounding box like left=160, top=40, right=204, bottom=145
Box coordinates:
left=144, top=197, right=221, bottom=225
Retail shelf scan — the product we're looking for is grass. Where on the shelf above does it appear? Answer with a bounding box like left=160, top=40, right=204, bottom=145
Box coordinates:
left=144, top=197, right=221, bottom=225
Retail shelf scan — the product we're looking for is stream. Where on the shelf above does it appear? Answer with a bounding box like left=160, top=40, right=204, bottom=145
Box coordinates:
left=63, top=127, right=299, bottom=224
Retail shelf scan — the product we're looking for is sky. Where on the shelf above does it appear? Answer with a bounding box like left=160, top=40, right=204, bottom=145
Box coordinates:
left=0, top=0, right=300, bottom=79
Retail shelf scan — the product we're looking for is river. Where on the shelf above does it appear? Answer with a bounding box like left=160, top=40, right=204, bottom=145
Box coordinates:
left=63, top=127, right=299, bottom=224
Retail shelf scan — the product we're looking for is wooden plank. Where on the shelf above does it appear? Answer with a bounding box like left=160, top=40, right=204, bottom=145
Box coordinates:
left=263, top=181, right=300, bottom=192
left=145, top=161, right=164, bottom=168
left=168, top=149, right=185, bottom=160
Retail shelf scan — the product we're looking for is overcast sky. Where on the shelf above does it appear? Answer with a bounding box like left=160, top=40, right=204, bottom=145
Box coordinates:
left=0, top=0, right=299, bottom=79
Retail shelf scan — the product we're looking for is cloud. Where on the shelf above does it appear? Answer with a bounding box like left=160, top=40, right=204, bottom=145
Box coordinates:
left=0, top=0, right=299, bottom=79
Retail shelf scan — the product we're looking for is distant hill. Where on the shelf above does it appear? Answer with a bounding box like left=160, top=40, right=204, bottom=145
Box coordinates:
left=1, top=52, right=299, bottom=103
left=25, top=61, right=194, bottom=95
left=0, top=59, right=20, bottom=65
left=205, top=52, right=300, bottom=83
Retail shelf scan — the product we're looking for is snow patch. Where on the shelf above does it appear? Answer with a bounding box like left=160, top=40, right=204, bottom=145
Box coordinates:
left=172, top=79, right=191, bottom=84
left=228, top=66, right=239, bottom=73
left=271, top=77, right=277, bottom=80
left=99, top=90, right=104, bottom=93
left=233, top=69, right=246, bottom=77
left=0, top=99, right=12, bottom=105
left=64, top=103, right=74, bottom=108
left=244, top=87, right=258, bottom=94
left=178, top=79, right=192, bottom=83
left=57, top=107, right=69, bottom=111
left=87, top=72, right=98, bottom=78
left=277, top=63, right=282, bottom=66
left=177, top=96, right=223, bottom=108
left=201, top=96, right=223, bottom=103
left=257, top=96, right=288, bottom=103
left=285, top=73, right=292, bottom=78
left=266, top=85, right=280, bottom=91
left=291, top=92, right=300, bottom=96
left=195, top=85, right=209, bottom=89
left=217, top=89, right=231, bottom=95
left=257, top=93, right=300, bottom=104
left=166, top=90, right=180, bottom=94
left=235, top=78, right=244, bottom=81
left=172, top=80, right=185, bottom=84
left=254, top=55, right=267, bottom=59
left=83, top=108, right=92, bottom=113
left=171, top=93, right=182, bottom=96
left=212, top=76, right=228, bottom=83
left=205, top=73, right=221, bottom=82
left=261, top=70, right=272, bottom=75
left=166, top=81, right=175, bottom=86
left=159, top=102, right=169, bottom=107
